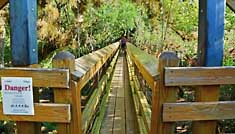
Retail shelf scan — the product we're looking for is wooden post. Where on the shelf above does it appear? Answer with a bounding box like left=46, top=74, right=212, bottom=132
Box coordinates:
left=53, top=51, right=82, bottom=134
left=193, top=0, right=225, bottom=133
left=151, top=52, right=179, bottom=134
left=71, top=81, right=82, bottom=134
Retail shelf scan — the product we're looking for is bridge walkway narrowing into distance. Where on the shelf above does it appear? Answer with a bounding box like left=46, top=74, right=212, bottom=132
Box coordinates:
left=1, top=42, right=235, bottom=134
left=100, top=52, right=138, bottom=134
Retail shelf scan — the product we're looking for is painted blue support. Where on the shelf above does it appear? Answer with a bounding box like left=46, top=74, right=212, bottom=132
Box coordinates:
left=198, top=0, right=225, bottom=67
left=10, top=0, right=38, bottom=65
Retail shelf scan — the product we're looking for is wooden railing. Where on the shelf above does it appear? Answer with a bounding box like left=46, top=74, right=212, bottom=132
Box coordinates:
left=72, top=43, right=119, bottom=133
left=227, top=0, right=235, bottom=12
left=0, top=0, right=7, bottom=9
left=126, top=43, right=235, bottom=134
left=0, top=43, right=119, bottom=134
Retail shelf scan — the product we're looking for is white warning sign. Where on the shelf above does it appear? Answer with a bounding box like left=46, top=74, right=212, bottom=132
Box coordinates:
left=1, top=77, right=34, bottom=115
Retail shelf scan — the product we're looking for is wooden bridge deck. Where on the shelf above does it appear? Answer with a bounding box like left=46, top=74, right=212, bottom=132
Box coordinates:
left=100, top=52, right=138, bottom=134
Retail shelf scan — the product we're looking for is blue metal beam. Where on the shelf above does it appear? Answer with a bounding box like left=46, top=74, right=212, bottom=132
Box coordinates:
left=198, top=0, right=225, bottom=67
left=10, top=0, right=38, bottom=65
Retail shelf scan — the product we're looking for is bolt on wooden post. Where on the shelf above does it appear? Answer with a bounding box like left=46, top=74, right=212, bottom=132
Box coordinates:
left=52, top=51, right=82, bottom=134
left=151, top=52, right=179, bottom=134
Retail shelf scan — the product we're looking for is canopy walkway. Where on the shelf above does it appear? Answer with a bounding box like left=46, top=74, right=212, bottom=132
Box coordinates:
left=100, top=52, right=138, bottom=134
left=0, top=1, right=235, bottom=134
left=1, top=42, right=235, bottom=134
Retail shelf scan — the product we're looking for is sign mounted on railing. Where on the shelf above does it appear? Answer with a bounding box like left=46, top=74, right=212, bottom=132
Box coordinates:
left=1, top=77, right=34, bottom=115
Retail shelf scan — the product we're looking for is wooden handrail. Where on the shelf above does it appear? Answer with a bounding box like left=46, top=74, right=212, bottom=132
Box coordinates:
left=227, top=0, right=235, bottom=12
left=82, top=50, right=119, bottom=133
left=126, top=53, right=151, bottom=133
left=0, top=0, right=7, bottom=9
left=0, top=67, right=69, bottom=88
left=72, top=43, right=119, bottom=90
left=163, top=101, right=235, bottom=122
left=0, top=103, right=71, bottom=122
left=126, top=43, right=158, bottom=90
left=165, top=66, right=235, bottom=86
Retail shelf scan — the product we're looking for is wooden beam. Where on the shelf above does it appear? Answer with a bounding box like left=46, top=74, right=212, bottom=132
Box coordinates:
left=137, top=90, right=151, bottom=131
left=126, top=44, right=158, bottom=90
left=126, top=53, right=148, bottom=133
left=82, top=75, right=107, bottom=133
left=165, top=67, right=235, bottom=86
left=0, top=103, right=71, bottom=122
left=131, top=76, right=151, bottom=132
left=163, top=101, right=235, bottom=122
left=227, top=0, right=235, bottom=12
left=0, top=68, right=69, bottom=88
left=0, top=0, right=8, bottom=9
left=72, top=43, right=119, bottom=90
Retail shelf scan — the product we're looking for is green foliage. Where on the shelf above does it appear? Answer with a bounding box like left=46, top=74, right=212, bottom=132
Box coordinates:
left=3, top=25, right=11, bottom=66
left=169, top=0, right=198, bottom=34
left=42, top=122, right=57, bottom=132
left=225, top=7, right=235, bottom=30
left=82, top=0, right=146, bottom=47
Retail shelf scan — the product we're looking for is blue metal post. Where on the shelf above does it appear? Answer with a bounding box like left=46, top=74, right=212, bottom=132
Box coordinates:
left=10, top=0, right=38, bottom=66
left=198, top=0, right=225, bottom=66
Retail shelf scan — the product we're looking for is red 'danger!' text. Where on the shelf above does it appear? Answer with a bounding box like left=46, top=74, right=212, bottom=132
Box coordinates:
left=4, top=85, right=31, bottom=92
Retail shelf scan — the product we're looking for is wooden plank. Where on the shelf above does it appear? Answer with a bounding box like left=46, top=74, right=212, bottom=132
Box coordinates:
left=100, top=95, right=116, bottom=134
left=123, top=54, right=138, bottom=134
left=126, top=44, right=158, bottom=90
left=130, top=80, right=147, bottom=134
left=151, top=52, right=179, bottom=134
left=101, top=54, right=124, bottom=134
left=227, top=0, right=235, bottom=12
left=82, top=75, right=107, bottom=133
left=127, top=53, right=145, bottom=134
left=165, top=67, right=235, bottom=86
left=0, top=0, right=7, bottom=9
left=113, top=98, right=125, bottom=134
left=72, top=43, right=119, bottom=90
left=0, top=68, right=69, bottom=88
left=163, top=101, right=235, bottom=122
left=132, top=74, right=151, bottom=132
left=112, top=56, right=125, bottom=134
left=91, top=59, right=116, bottom=133
left=10, top=0, right=38, bottom=65
left=0, top=103, right=70, bottom=122
left=136, top=90, right=151, bottom=132
left=116, top=57, right=124, bottom=98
